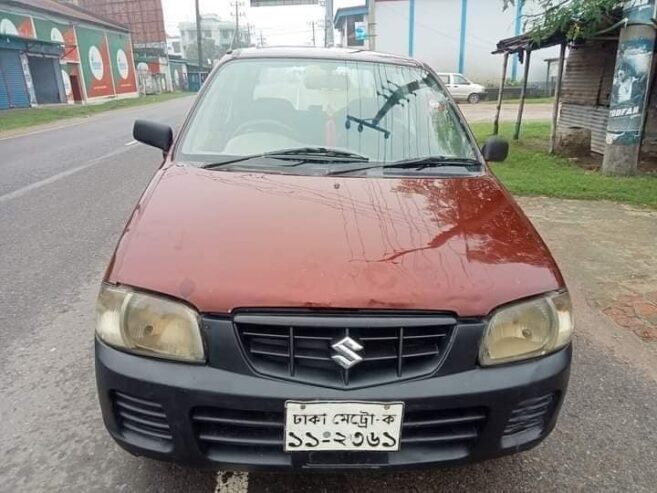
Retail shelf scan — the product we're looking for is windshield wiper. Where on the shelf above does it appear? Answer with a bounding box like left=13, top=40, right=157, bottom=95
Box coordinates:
left=201, top=147, right=369, bottom=169
left=326, top=156, right=481, bottom=176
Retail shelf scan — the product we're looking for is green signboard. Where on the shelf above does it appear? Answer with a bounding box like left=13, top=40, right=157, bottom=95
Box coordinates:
left=76, top=26, right=114, bottom=98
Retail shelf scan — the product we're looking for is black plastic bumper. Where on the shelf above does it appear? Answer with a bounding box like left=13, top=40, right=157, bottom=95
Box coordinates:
left=96, top=339, right=571, bottom=471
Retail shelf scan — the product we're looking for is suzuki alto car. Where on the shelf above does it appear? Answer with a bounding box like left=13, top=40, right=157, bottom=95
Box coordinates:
left=95, top=47, right=573, bottom=471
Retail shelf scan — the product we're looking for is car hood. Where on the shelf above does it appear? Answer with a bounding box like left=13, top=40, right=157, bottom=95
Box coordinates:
left=107, top=166, right=563, bottom=317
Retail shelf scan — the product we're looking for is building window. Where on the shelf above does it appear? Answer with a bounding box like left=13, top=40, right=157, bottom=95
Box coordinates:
left=172, top=41, right=181, bottom=53
left=203, top=30, right=212, bottom=38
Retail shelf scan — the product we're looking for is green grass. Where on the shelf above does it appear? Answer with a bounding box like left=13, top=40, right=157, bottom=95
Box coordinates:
left=0, top=92, right=192, bottom=134
left=470, top=121, right=657, bottom=209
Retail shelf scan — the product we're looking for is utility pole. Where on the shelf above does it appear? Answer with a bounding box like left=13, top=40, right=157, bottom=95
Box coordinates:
left=231, top=1, right=244, bottom=50
left=259, top=30, right=264, bottom=48
left=602, top=0, right=657, bottom=175
left=367, top=0, right=376, bottom=50
left=311, top=21, right=316, bottom=47
left=324, top=0, right=334, bottom=47
left=195, top=0, right=203, bottom=70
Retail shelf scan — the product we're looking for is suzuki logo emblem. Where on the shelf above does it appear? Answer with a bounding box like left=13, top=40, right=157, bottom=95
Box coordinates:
left=331, top=336, right=364, bottom=369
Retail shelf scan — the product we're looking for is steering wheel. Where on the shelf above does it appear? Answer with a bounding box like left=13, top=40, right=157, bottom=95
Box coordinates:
left=233, top=119, right=296, bottom=138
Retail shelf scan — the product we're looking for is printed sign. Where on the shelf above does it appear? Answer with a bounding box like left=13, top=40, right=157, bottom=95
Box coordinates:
left=625, top=0, right=657, bottom=24
left=32, top=18, right=79, bottom=62
left=607, top=36, right=654, bottom=145
left=0, top=10, right=35, bottom=38
left=76, top=26, right=114, bottom=98
left=354, top=21, right=367, bottom=41
left=107, top=32, right=137, bottom=94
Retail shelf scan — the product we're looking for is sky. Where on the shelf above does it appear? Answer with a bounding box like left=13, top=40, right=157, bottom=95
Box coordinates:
left=162, top=0, right=363, bottom=46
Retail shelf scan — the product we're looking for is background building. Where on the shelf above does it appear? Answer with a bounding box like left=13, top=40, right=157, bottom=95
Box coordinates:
left=65, top=0, right=173, bottom=93
left=65, top=0, right=166, bottom=52
left=0, top=0, right=138, bottom=110
left=178, top=14, right=250, bottom=62
left=335, top=0, right=560, bottom=85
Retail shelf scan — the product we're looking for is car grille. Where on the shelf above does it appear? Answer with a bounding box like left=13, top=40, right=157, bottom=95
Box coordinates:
left=234, top=313, right=456, bottom=388
left=192, top=405, right=486, bottom=463
left=112, top=391, right=173, bottom=444
left=504, top=393, right=556, bottom=437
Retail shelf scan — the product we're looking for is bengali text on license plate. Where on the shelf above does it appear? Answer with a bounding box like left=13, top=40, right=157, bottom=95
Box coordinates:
left=284, top=401, right=404, bottom=452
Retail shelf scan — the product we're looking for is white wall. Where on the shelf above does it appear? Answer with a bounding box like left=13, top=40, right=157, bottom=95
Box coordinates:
left=375, top=0, right=560, bottom=85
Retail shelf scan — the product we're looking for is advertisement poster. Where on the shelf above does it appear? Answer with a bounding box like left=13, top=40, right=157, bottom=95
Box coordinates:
left=625, top=0, right=657, bottom=24
left=76, top=26, right=115, bottom=98
left=0, top=10, right=35, bottom=38
left=32, top=18, right=79, bottom=62
left=107, top=32, right=137, bottom=94
left=607, top=36, right=654, bottom=145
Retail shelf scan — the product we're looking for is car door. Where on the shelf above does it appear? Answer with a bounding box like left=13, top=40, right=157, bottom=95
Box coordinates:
left=449, top=74, right=471, bottom=100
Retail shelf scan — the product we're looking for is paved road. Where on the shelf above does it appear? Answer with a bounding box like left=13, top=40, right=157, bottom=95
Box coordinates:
left=1, top=97, right=656, bottom=492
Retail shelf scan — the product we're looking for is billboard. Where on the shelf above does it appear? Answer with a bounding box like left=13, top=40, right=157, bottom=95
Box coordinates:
left=107, top=32, right=137, bottom=94
left=251, top=1, right=319, bottom=6
left=76, top=26, right=115, bottom=98
left=32, top=18, right=79, bottom=62
left=0, top=10, right=35, bottom=38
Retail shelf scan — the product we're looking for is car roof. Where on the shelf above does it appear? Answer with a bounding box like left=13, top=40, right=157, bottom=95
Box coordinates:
left=223, top=46, right=423, bottom=68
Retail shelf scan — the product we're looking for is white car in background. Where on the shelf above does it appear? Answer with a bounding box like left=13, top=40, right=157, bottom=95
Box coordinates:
left=437, top=73, right=488, bottom=104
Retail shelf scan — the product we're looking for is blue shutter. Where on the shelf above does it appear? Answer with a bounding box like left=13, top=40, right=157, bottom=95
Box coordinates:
left=0, top=49, right=30, bottom=109
left=0, top=58, right=9, bottom=110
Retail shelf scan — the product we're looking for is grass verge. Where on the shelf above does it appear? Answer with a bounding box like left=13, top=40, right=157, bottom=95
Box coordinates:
left=470, top=121, right=657, bottom=209
left=0, top=92, right=192, bottom=134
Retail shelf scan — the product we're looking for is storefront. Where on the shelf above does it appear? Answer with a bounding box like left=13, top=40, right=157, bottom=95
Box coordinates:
left=0, top=0, right=138, bottom=109
left=0, top=33, right=64, bottom=109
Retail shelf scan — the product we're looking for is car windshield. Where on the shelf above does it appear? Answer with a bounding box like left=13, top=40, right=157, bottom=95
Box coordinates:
left=177, top=57, right=478, bottom=169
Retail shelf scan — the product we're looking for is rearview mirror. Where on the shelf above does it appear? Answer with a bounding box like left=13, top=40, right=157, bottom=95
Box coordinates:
left=133, top=120, right=173, bottom=153
left=482, top=136, right=509, bottom=162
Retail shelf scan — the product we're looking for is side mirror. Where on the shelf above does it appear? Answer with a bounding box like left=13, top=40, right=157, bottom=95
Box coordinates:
left=133, top=120, right=173, bottom=153
left=482, top=136, right=509, bottom=162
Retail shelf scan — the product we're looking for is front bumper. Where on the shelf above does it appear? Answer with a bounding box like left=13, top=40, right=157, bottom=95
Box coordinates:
left=96, top=339, right=571, bottom=471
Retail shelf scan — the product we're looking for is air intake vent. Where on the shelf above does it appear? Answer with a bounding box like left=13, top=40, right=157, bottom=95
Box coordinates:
left=192, top=404, right=487, bottom=464
left=113, top=391, right=172, bottom=444
left=504, top=393, right=556, bottom=438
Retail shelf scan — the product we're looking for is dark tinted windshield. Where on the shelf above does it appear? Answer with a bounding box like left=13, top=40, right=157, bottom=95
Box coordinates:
left=178, top=58, right=477, bottom=165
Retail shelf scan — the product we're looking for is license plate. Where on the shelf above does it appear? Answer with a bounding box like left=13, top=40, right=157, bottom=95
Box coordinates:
left=284, top=401, right=404, bottom=452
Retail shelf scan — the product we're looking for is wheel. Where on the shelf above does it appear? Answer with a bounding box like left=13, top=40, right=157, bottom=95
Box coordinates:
left=468, top=93, right=481, bottom=104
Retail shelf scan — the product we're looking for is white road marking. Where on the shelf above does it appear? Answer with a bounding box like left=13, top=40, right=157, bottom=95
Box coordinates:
left=215, top=471, right=249, bottom=492
left=124, top=140, right=138, bottom=146
left=0, top=146, right=135, bottom=204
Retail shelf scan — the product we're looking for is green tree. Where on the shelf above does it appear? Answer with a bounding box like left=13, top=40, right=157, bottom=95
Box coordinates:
left=185, top=38, right=225, bottom=67
left=503, top=0, right=619, bottom=42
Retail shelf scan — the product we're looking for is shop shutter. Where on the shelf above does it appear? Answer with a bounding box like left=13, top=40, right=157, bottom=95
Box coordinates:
left=0, top=61, right=9, bottom=110
left=0, top=49, right=30, bottom=109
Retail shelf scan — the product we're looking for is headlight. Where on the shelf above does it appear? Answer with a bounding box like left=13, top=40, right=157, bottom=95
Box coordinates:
left=479, top=291, right=573, bottom=366
left=96, top=284, right=205, bottom=363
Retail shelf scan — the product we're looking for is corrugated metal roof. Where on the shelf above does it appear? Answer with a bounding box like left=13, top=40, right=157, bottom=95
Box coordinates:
left=4, top=0, right=130, bottom=32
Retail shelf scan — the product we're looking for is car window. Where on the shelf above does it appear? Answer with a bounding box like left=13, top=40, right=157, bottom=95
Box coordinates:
left=452, top=74, right=469, bottom=85
left=438, top=74, right=449, bottom=83
left=178, top=58, right=477, bottom=166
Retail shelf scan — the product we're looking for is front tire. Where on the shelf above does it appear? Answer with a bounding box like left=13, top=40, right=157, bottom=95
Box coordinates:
left=468, top=93, right=481, bottom=104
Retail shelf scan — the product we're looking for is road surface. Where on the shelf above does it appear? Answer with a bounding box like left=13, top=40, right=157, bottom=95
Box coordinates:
left=1, top=97, right=655, bottom=492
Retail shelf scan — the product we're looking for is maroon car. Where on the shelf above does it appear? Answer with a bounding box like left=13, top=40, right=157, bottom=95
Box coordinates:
left=95, top=47, right=573, bottom=471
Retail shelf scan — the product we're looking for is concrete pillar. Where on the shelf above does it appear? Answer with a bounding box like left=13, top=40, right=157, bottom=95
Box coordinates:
left=602, top=0, right=657, bottom=176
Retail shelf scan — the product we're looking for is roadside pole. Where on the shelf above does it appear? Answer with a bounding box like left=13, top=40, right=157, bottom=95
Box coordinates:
left=367, top=0, right=376, bottom=50
left=195, top=0, right=203, bottom=71
left=602, top=0, right=657, bottom=175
